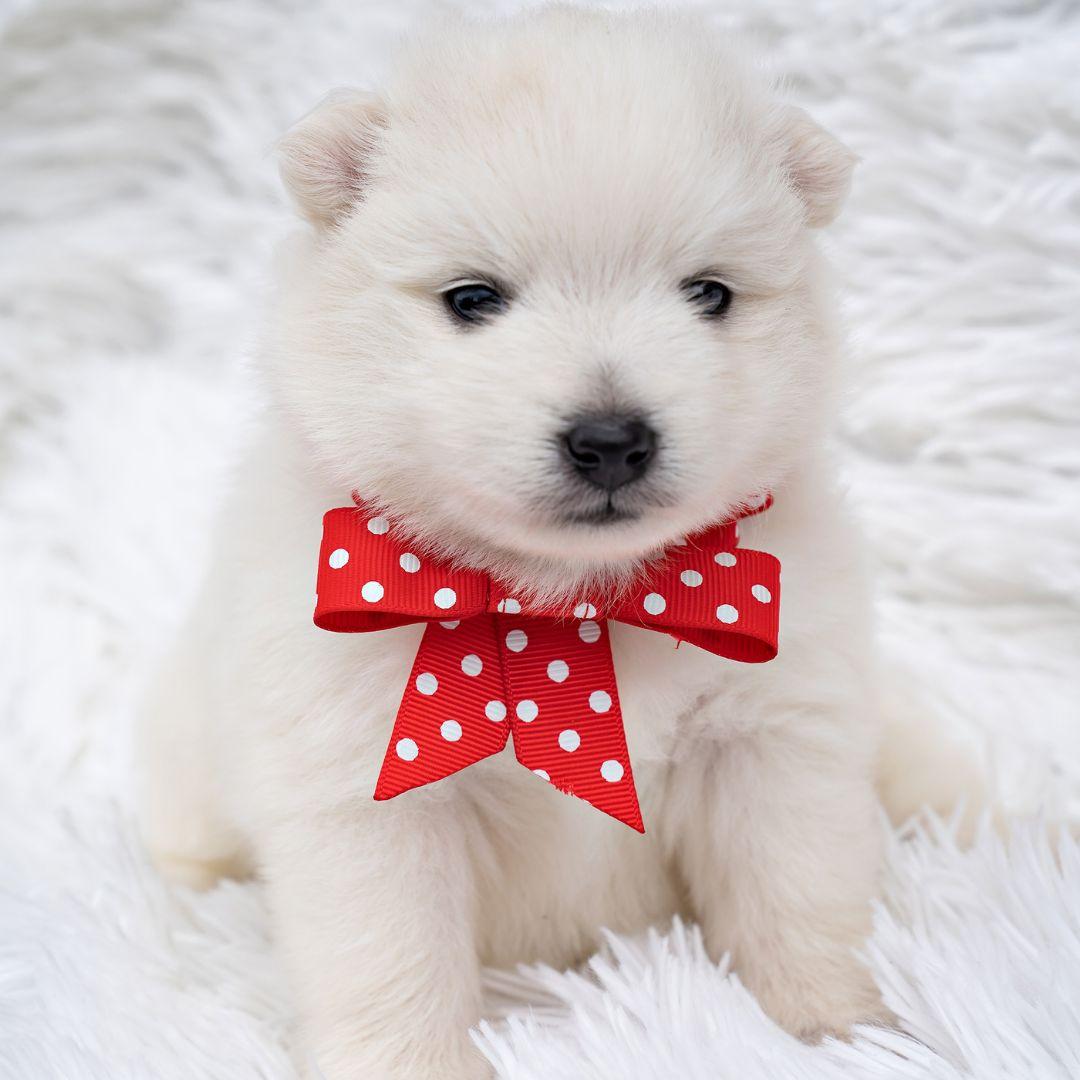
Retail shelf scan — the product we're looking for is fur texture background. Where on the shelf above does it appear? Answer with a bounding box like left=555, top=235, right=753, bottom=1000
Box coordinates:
left=1, top=0, right=1077, bottom=1077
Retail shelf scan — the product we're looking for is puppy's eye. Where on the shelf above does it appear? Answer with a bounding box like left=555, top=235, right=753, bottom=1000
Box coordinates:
left=682, top=278, right=733, bottom=319
left=443, top=283, right=507, bottom=325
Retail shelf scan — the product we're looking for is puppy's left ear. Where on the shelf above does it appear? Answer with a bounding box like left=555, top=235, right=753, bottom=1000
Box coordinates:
left=774, top=106, right=858, bottom=228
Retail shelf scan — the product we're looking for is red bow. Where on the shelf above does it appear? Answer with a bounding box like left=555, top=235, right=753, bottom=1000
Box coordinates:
left=313, top=499, right=780, bottom=832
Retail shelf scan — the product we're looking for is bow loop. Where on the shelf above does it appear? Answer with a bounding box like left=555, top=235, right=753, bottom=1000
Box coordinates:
left=614, top=531, right=780, bottom=664
left=315, top=508, right=490, bottom=631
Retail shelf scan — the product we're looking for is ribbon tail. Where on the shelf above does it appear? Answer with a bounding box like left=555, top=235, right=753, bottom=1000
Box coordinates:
left=512, top=716, right=644, bottom=832
left=374, top=617, right=510, bottom=801
left=505, top=619, right=644, bottom=833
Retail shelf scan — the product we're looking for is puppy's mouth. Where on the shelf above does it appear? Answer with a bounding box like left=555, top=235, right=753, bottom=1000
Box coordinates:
left=559, top=499, right=641, bottom=527
left=547, top=476, right=676, bottom=532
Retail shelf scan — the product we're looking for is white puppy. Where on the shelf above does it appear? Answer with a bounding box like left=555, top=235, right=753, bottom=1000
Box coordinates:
left=137, top=8, right=953, bottom=1077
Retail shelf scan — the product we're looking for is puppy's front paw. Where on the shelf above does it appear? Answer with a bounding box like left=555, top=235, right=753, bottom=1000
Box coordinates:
left=301, top=1035, right=494, bottom=1080
left=304, top=1060, right=493, bottom=1080
left=146, top=847, right=235, bottom=891
left=750, top=956, right=890, bottom=1042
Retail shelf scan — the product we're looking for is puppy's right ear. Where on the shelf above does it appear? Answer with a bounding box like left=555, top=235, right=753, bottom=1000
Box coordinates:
left=773, top=105, right=857, bottom=229
left=278, top=90, right=388, bottom=228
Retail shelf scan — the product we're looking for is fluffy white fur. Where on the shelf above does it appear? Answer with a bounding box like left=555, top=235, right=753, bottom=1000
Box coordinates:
left=2, top=0, right=1078, bottom=1078
left=135, top=9, right=941, bottom=1077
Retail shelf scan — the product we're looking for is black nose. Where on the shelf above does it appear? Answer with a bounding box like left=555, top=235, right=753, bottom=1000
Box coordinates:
left=562, top=415, right=657, bottom=492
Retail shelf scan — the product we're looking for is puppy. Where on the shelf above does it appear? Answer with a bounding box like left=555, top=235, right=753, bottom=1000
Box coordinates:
left=139, top=8, right=903, bottom=1077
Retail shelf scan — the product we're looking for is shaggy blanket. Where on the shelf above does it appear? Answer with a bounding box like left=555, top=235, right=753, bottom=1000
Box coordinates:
left=1, top=0, right=1078, bottom=1077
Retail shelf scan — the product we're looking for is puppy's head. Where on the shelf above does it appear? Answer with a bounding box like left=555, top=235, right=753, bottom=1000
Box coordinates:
left=269, top=8, right=854, bottom=594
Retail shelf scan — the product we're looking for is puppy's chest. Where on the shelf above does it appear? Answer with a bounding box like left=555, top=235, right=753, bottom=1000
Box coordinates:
left=609, top=622, right=741, bottom=761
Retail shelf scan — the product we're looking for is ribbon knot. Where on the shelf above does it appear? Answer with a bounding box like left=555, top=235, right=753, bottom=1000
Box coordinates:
left=313, top=500, right=780, bottom=832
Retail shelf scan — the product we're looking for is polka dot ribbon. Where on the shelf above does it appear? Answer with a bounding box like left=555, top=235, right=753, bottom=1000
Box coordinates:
left=313, top=498, right=780, bottom=833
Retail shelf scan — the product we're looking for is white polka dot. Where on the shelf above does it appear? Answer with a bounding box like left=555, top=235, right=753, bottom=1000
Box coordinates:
left=433, top=587, right=457, bottom=609
left=533, top=769, right=550, bottom=781
left=485, top=700, right=507, bottom=722
left=440, top=621, right=460, bottom=630
left=361, top=580, right=384, bottom=603
left=558, top=729, right=580, bottom=752
left=328, top=548, right=349, bottom=569
left=715, top=551, right=737, bottom=567
left=461, top=653, right=483, bottom=677
left=516, top=699, right=539, bottom=723
left=399, top=553, right=421, bottom=573
left=600, top=759, right=624, bottom=783
left=751, top=584, right=772, bottom=603
left=497, top=598, right=521, bottom=614
left=643, top=592, right=666, bottom=615
left=415, top=672, right=438, bottom=695
left=505, top=629, right=528, bottom=653
left=395, top=738, right=418, bottom=761
left=367, top=516, right=390, bottom=535
left=547, top=659, right=570, bottom=683
left=440, top=719, right=462, bottom=742
left=716, top=604, right=739, bottom=624
left=578, top=620, right=602, bottom=644
left=680, top=569, right=703, bottom=588
left=573, top=602, right=597, bottom=619
left=589, top=689, right=612, bottom=713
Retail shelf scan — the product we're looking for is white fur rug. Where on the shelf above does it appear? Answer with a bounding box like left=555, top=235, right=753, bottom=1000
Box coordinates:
left=2, top=0, right=1078, bottom=1077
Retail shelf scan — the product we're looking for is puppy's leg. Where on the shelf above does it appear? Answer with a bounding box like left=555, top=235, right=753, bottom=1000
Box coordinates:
left=136, top=628, right=250, bottom=890
left=675, top=721, right=885, bottom=1039
left=261, top=799, right=490, bottom=1080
